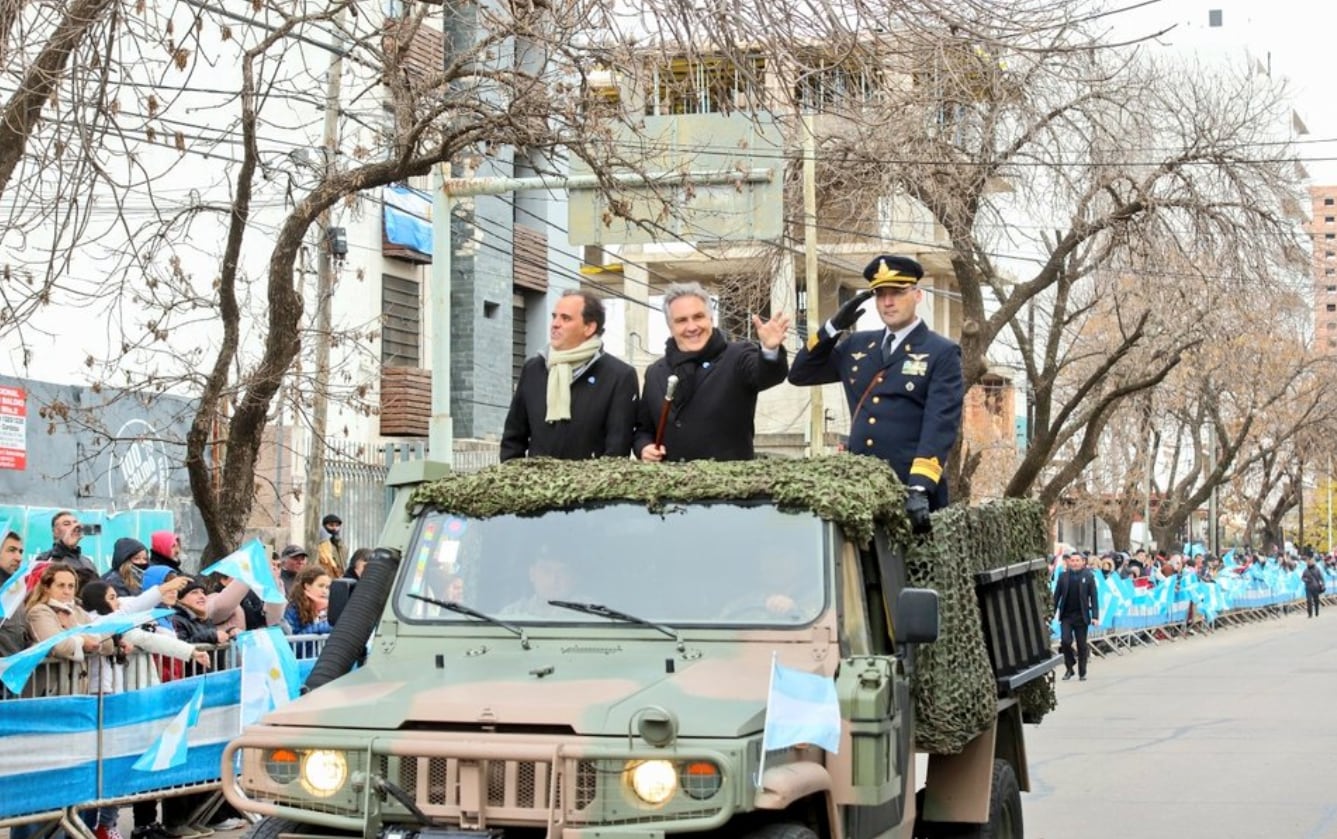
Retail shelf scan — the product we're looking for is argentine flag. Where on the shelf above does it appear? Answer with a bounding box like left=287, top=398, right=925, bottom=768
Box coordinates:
left=761, top=657, right=842, bottom=755
left=201, top=539, right=285, bottom=604
left=0, top=568, right=25, bottom=620
left=0, top=608, right=172, bottom=694
left=133, top=683, right=205, bottom=771
left=0, top=519, right=27, bottom=620
left=238, top=627, right=301, bottom=727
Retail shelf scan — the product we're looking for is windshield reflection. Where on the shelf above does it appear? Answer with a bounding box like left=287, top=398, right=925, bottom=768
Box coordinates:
left=396, top=504, right=826, bottom=627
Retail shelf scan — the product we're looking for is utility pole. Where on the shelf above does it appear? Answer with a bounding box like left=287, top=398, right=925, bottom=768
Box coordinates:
left=1143, top=425, right=1155, bottom=550
left=1208, top=423, right=1218, bottom=556
left=802, top=115, right=822, bottom=455
left=303, top=15, right=344, bottom=543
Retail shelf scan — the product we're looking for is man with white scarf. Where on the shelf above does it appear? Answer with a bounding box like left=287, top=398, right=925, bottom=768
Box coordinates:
left=501, top=290, right=639, bottom=461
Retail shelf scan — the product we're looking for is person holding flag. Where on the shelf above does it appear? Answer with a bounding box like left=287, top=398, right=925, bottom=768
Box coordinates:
left=25, top=562, right=116, bottom=695
left=200, top=538, right=289, bottom=633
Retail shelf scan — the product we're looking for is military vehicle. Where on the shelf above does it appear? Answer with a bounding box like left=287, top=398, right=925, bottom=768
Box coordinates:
left=222, top=456, right=1057, bottom=839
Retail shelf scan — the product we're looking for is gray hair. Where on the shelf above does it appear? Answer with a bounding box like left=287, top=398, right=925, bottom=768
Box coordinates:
left=662, top=282, right=711, bottom=323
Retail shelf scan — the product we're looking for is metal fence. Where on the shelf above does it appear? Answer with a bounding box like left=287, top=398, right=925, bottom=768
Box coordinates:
left=318, top=440, right=498, bottom=552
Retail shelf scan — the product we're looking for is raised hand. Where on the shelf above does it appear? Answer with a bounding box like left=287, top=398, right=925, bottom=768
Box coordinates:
left=830, top=290, right=874, bottom=332
left=753, top=312, right=793, bottom=350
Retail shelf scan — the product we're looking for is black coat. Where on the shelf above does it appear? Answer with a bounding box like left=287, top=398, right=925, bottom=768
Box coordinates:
left=1303, top=564, right=1326, bottom=594
left=1054, top=568, right=1100, bottom=625
left=38, top=543, right=99, bottom=591
left=500, top=352, right=639, bottom=461
left=789, top=320, right=963, bottom=510
left=633, top=340, right=788, bottom=462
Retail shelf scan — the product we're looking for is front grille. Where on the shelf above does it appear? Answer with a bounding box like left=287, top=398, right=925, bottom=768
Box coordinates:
left=374, top=754, right=597, bottom=825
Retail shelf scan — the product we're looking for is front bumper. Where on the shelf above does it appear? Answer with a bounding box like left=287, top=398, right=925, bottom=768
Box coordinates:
left=222, top=728, right=739, bottom=837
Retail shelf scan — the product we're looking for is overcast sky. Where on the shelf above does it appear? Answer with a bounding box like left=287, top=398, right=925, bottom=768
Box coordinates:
left=1108, top=0, right=1337, bottom=183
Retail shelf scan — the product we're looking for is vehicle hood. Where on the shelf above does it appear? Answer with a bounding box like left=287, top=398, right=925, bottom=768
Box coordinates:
left=260, top=641, right=816, bottom=738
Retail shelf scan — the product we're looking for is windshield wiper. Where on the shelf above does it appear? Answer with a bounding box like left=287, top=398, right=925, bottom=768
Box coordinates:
left=408, top=593, right=530, bottom=650
left=547, top=600, right=683, bottom=651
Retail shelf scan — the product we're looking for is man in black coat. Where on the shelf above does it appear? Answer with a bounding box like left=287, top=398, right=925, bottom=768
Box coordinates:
left=635, top=282, right=790, bottom=462
left=36, top=510, right=99, bottom=591
left=788, top=254, right=964, bottom=534
left=501, top=290, right=639, bottom=461
left=1054, top=552, right=1100, bottom=681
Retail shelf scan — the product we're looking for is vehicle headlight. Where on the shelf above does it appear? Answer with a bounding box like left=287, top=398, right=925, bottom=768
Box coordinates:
left=299, top=750, right=348, bottom=797
left=627, top=759, right=677, bottom=806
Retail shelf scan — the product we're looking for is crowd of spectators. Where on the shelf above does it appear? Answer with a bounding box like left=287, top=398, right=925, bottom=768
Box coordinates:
left=1053, top=544, right=1337, bottom=587
left=0, top=510, right=360, bottom=839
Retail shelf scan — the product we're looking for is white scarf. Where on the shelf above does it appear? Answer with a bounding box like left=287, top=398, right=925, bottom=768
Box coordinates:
left=545, top=336, right=603, bottom=423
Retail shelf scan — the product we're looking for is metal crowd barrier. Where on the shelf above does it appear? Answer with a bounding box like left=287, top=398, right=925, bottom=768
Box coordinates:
left=0, top=634, right=328, bottom=834
left=1060, top=577, right=1328, bottom=659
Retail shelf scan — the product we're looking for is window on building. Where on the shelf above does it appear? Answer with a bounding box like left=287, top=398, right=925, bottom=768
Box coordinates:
left=646, top=55, right=765, bottom=116
left=1327, top=233, right=1335, bottom=240
left=1327, top=251, right=1334, bottom=259
left=1326, top=198, right=1335, bottom=206
left=1208, top=9, right=1222, bottom=26
left=1327, top=285, right=1337, bottom=293
left=1330, top=337, right=1337, bottom=348
left=1327, top=269, right=1335, bottom=276
left=382, top=274, right=421, bottom=367
left=1328, top=321, right=1336, bottom=330
left=512, top=293, right=528, bottom=388
left=1327, top=217, right=1335, bottom=224
left=795, top=57, right=882, bottom=113
left=1326, top=304, right=1336, bottom=313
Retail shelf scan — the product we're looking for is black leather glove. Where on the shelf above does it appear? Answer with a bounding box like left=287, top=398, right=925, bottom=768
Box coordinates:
left=830, top=290, right=874, bottom=332
left=905, top=489, right=932, bottom=535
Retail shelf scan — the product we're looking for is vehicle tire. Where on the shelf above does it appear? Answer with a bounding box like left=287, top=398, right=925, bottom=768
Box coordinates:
left=740, top=822, right=820, bottom=839
left=915, top=760, right=1023, bottom=839
left=243, top=817, right=307, bottom=839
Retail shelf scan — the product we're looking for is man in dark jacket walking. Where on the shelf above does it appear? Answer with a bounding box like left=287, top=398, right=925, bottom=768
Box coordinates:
left=501, top=290, right=639, bottom=461
left=635, top=282, right=790, bottom=462
left=1054, top=552, right=1100, bottom=681
left=1302, top=555, right=1325, bottom=618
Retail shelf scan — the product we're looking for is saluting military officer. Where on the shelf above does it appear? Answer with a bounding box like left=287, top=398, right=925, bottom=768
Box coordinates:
left=788, top=254, right=964, bottom=533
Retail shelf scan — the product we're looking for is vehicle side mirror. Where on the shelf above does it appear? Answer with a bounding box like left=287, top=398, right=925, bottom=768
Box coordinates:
left=328, top=578, right=356, bottom=626
left=895, top=588, right=939, bottom=644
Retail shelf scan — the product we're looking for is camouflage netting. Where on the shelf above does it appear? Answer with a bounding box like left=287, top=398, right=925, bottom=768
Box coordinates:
left=409, top=455, right=1054, bottom=752
left=909, top=499, right=1057, bottom=754
left=409, top=455, right=913, bottom=548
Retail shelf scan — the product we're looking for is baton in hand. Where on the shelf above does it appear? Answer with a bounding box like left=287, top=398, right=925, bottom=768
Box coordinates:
left=653, top=374, right=680, bottom=449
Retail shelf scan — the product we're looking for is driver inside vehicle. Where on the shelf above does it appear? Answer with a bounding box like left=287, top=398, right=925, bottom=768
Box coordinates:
left=716, top=553, right=822, bottom=623
left=500, top=555, right=579, bottom=618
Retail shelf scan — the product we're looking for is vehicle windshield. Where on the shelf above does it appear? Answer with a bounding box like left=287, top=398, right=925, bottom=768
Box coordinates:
left=394, top=503, right=827, bottom=627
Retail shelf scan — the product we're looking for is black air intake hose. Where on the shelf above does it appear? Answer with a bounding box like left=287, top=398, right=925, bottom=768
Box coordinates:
left=303, top=548, right=400, bottom=693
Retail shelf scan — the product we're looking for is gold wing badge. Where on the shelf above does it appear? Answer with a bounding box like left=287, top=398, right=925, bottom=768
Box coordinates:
left=850, top=352, right=867, bottom=361
left=902, top=353, right=929, bottom=376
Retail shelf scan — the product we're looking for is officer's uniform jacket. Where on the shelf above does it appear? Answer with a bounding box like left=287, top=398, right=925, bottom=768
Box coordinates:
left=789, top=320, right=963, bottom=509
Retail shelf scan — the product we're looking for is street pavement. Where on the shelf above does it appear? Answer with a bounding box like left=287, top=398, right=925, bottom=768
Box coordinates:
left=1025, top=609, right=1337, bottom=839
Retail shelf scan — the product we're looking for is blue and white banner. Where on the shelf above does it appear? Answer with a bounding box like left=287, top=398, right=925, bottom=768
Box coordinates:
left=133, top=682, right=205, bottom=771
left=761, top=658, right=842, bottom=755
left=384, top=184, right=433, bottom=255
left=238, top=626, right=301, bottom=727
left=0, top=608, right=172, bottom=694
left=201, top=539, right=285, bottom=604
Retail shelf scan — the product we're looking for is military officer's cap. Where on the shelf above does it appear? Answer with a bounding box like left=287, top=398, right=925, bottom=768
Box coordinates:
left=864, top=255, right=924, bottom=290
